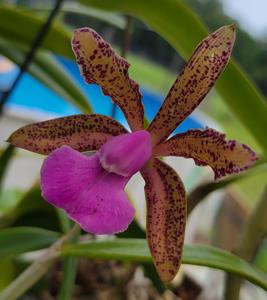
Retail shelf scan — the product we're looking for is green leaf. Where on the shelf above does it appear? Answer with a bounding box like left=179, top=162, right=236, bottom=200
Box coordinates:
left=0, top=5, right=73, bottom=58
left=0, top=189, right=23, bottom=215
left=0, top=145, right=15, bottom=191
left=81, top=0, right=267, bottom=155
left=188, top=161, right=267, bottom=214
left=0, top=184, right=57, bottom=229
left=62, top=238, right=267, bottom=290
left=0, top=259, right=15, bottom=291
left=0, top=227, right=60, bottom=259
left=0, top=39, right=92, bottom=113
left=34, top=2, right=126, bottom=29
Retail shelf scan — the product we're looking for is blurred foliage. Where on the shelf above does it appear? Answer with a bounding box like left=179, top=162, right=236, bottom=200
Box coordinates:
left=0, top=0, right=267, bottom=298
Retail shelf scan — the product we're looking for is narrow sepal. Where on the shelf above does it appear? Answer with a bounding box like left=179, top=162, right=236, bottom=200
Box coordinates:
left=148, top=25, right=236, bottom=145
left=142, top=159, right=187, bottom=282
left=8, top=114, right=127, bottom=154
left=72, top=28, right=144, bottom=131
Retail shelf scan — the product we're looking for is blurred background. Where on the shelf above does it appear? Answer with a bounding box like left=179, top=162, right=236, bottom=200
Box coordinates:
left=0, top=0, right=267, bottom=299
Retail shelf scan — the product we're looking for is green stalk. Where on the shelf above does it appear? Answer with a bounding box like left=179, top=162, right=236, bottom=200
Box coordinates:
left=224, top=186, right=267, bottom=299
left=58, top=256, right=78, bottom=300
left=57, top=210, right=79, bottom=300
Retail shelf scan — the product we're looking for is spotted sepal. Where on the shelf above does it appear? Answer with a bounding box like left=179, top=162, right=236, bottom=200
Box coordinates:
left=153, top=128, right=258, bottom=180
left=8, top=114, right=127, bottom=155
left=148, top=25, right=236, bottom=145
left=72, top=28, right=144, bottom=131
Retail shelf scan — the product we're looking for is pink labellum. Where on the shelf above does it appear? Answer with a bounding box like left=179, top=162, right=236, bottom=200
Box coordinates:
left=41, top=145, right=135, bottom=234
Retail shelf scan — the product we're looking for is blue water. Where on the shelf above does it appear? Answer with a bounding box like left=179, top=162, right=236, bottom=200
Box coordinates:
left=2, top=56, right=202, bottom=133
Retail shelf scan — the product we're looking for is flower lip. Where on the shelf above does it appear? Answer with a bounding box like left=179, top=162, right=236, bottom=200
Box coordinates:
left=40, top=145, right=135, bottom=234
left=97, top=130, right=152, bottom=177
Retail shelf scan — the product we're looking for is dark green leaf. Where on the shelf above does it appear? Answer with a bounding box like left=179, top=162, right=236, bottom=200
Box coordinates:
left=0, top=227, right=60, bottom=259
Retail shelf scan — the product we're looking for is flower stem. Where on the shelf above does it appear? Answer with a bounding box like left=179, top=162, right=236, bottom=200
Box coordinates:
left=224, top=185, right=267, bottom=300
left=0, top=223, right=80, bottom=300
left=57, top=210, right=80, bottom=300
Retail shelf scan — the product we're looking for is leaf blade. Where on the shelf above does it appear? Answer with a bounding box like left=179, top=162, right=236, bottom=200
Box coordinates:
left=0, top=5, right=72, bottom=57
left=0, top=227, right=60, bottom=259
left=61, top=238, right=267, bottom=290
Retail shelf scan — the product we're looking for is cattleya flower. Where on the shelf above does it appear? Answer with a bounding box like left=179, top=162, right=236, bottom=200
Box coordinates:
left=8, top=25, right=258, bottom=282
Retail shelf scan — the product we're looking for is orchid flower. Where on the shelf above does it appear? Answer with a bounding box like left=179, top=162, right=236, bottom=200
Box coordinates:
left=8, top=25, right=258, bottom=282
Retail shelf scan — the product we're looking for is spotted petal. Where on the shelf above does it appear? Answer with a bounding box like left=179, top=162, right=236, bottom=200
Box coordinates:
left=8, top=114, right=127, bottom=155
left=72, top=28, right=144, bottom=131
left=41, top=146, right=135, bottom=234
left=148, top=25, right=236, bottom=145
left=142, top=159, right=186, bottom=282
left=153, top=128, right=258, bottom=180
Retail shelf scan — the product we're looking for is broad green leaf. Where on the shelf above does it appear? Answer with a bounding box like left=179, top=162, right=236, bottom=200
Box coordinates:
left=81, top=0, right=267, bottom=155
left=62, top=238, right=267, bottom=290
left=0, top=5, right=73, bottom=58
left=0, top=227, right=60, bottom=259
left=0, top=39, right=92, bottom=113
left=0, top=145, right=15, bottom=191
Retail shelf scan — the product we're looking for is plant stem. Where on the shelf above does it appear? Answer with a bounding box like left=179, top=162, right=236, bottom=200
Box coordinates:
left=58, top=256, right=78, bottom=300
left=0, top=223, right=80, bottom=300
left=57, top=210, right=80, bottom=300
left=0, top=0, right=64, bottom=116
left=224, top=185, right=267, bottom=300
